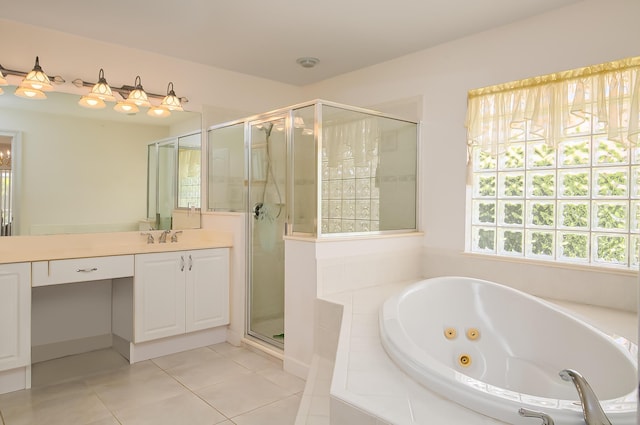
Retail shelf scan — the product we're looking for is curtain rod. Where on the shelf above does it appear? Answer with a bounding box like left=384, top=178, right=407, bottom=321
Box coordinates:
left=468, top=56, right=640, bottom=99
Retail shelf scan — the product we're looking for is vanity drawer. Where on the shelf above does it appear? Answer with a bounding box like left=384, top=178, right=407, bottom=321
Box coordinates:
left=32, top=255, right=134, bottom=287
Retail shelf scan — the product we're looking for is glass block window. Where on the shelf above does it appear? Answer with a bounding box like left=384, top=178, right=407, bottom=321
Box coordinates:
left=469, top=136, right=640, bottom=269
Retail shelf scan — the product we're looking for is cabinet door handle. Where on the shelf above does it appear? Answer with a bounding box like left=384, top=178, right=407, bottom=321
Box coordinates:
left=188, top=255, right=193, bottom=271
left=180, top=255, right=185, bottom=272
left=76, top=267, right=98, bottom=273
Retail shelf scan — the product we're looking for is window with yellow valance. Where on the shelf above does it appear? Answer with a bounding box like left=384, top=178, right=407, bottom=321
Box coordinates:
left=466, top=56, right=640, bottom=157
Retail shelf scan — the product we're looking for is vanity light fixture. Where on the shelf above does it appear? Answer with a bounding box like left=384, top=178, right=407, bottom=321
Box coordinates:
left=0, top=57, right=64, bottom=99
left=160, top=82, right=183, bottom=112
left=15, top=56, right=53, bottom=99
left=147, top=105, right=170, bottom=118
left=73, top=70, right=188, bottom=115
left=78, top=68, right=116, bottom=109
left=114, top=100, right=139, bottom=114
left=124, top=76, right=151, bottom=108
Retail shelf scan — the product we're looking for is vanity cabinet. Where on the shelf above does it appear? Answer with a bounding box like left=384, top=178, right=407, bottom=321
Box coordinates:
left=134, top=248, right=229, bottom=343
left=0, top=263, right=30, bottom=372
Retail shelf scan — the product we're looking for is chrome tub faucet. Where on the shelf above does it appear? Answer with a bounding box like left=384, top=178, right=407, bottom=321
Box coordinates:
left=559, top=369, right=612, bottom=425
left=519, top=407, right=554, bottom=425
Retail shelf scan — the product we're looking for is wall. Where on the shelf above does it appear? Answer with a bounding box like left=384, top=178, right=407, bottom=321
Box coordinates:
left=0, top=20, right=304, bottom=124
left=303, top=0, right=640, bottom=312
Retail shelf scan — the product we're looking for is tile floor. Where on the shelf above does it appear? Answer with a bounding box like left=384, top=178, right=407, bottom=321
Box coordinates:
left=0, top=343, right=305, bottom=425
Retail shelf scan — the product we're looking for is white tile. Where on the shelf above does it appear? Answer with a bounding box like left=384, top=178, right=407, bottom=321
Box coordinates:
left=209, top=342, right=245, bottom=355
left=88, top=367, right=189, bottom=412
left=114, top=392, right=227, bottom=425
left=231, top=393, right=301, bottom=425
left=0, top=391, right=111, bottom=425
left=165, top=356, right=252, bottom=391
left=226, top=348, right=282, bottom=371
left=151, top=346, right=222, bottom=370
left=305, top=415, right=331, bottom=425
left=196, top=373, right=295, bottom=418
left=308, top=395, right=330, bottom=416
left=0, top=380, right=92, bottom=411
left=257, top=367, right=306, bottom=394
left=84, top=416, right=122, bottom=425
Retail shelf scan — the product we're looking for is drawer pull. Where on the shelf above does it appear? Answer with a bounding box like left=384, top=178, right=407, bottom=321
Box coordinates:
left=76, top=267, right=98, bottom=273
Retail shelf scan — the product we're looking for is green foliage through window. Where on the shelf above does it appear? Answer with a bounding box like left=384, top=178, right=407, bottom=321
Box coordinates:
left=504, top=203, right=523, bottom=225
left=562, top=204, right=588, bottom=228
left=597, top=171, right=627, bottom=196
left=478, top=176, right=496, bottom=196
left=478, top=203, right=495, bottom=223
left=562, top=233, right=588, bottom=259
left=596, top=235, right=626, bottom=263
left=531, top=232, right=553, bottom=256
left=532, top=203, right=554, bottom=226
left=531, top=144, right=555, bottom=167
left=504, top=175, right=524, bottom=197
left=478, top=229, right=495, bottom=250
left=596, top=204, right=626, bottom=229
left=503, top=231, right=522, bottom=253
left=532, top=174, right=554, bottom=196
left=504, top=146, right=525, bottom=169
left=562, top=173, right=589, bottom=197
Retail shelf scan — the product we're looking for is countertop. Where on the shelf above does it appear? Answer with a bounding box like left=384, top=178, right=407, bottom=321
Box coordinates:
left=0, top=229, right=233, bottom=264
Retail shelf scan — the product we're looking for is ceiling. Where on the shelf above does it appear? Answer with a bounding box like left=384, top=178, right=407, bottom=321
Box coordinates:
left=3, top=0, right=582, bottom=86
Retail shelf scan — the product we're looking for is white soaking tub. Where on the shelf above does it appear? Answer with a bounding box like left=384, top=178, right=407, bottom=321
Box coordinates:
left=379, top=276, right=637, bottom=425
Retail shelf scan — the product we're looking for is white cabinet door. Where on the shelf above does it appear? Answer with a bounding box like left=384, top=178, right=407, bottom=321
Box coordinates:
left=134, top=252, right=186, bottom=343
left=185, top=249, right=229, bottom=332
left=0, top=263, right=30, bottom=371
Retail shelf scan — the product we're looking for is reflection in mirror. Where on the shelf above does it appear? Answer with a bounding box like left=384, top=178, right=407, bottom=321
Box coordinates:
left=146, top=132, right=202, bottom=231
left=0, top=133, right=13, bottom=235
left=0, top=87, right=202, bottom=236
left=178, top=132, right=201, bottom=209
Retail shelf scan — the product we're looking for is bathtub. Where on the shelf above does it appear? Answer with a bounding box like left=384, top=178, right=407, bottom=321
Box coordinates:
left=379, top=276, right=637, bottom=425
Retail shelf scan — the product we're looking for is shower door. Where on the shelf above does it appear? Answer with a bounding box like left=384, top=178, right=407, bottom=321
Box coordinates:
left=248, top=116, right=287, bottom=347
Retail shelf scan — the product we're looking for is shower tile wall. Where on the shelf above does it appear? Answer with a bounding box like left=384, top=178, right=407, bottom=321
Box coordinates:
left=321, top=157, right=380, bottom=234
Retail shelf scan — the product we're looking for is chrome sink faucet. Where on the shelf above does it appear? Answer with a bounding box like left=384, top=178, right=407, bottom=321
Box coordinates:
left=159, top=229, right=171, bottom=243
left=171, top=230, right=183, bottom=243
left=559, top=369, right=612, bottom=425
left=140, top=232, right=154, bottom=244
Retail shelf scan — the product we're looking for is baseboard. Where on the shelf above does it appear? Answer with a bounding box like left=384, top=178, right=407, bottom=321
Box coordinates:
left=0, top=367, right=29, bottom=395
left=31, top=334, right=113, bottom=363
left=284, top=354, right=310, bottom=380
left=129, top=327, right=227, bottom=363
left=111, top=334, right=131, bottom=362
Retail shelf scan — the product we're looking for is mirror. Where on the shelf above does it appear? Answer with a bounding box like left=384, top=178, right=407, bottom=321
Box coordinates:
left=0, top=86, right=202, bottom=236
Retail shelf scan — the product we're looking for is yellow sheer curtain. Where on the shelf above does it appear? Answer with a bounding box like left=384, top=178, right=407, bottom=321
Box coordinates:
left=466, top=56, right=640, bottom=161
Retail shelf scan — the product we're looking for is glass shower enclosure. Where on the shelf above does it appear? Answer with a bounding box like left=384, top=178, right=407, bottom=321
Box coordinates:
left=207, top=100, right=418, bottom=348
